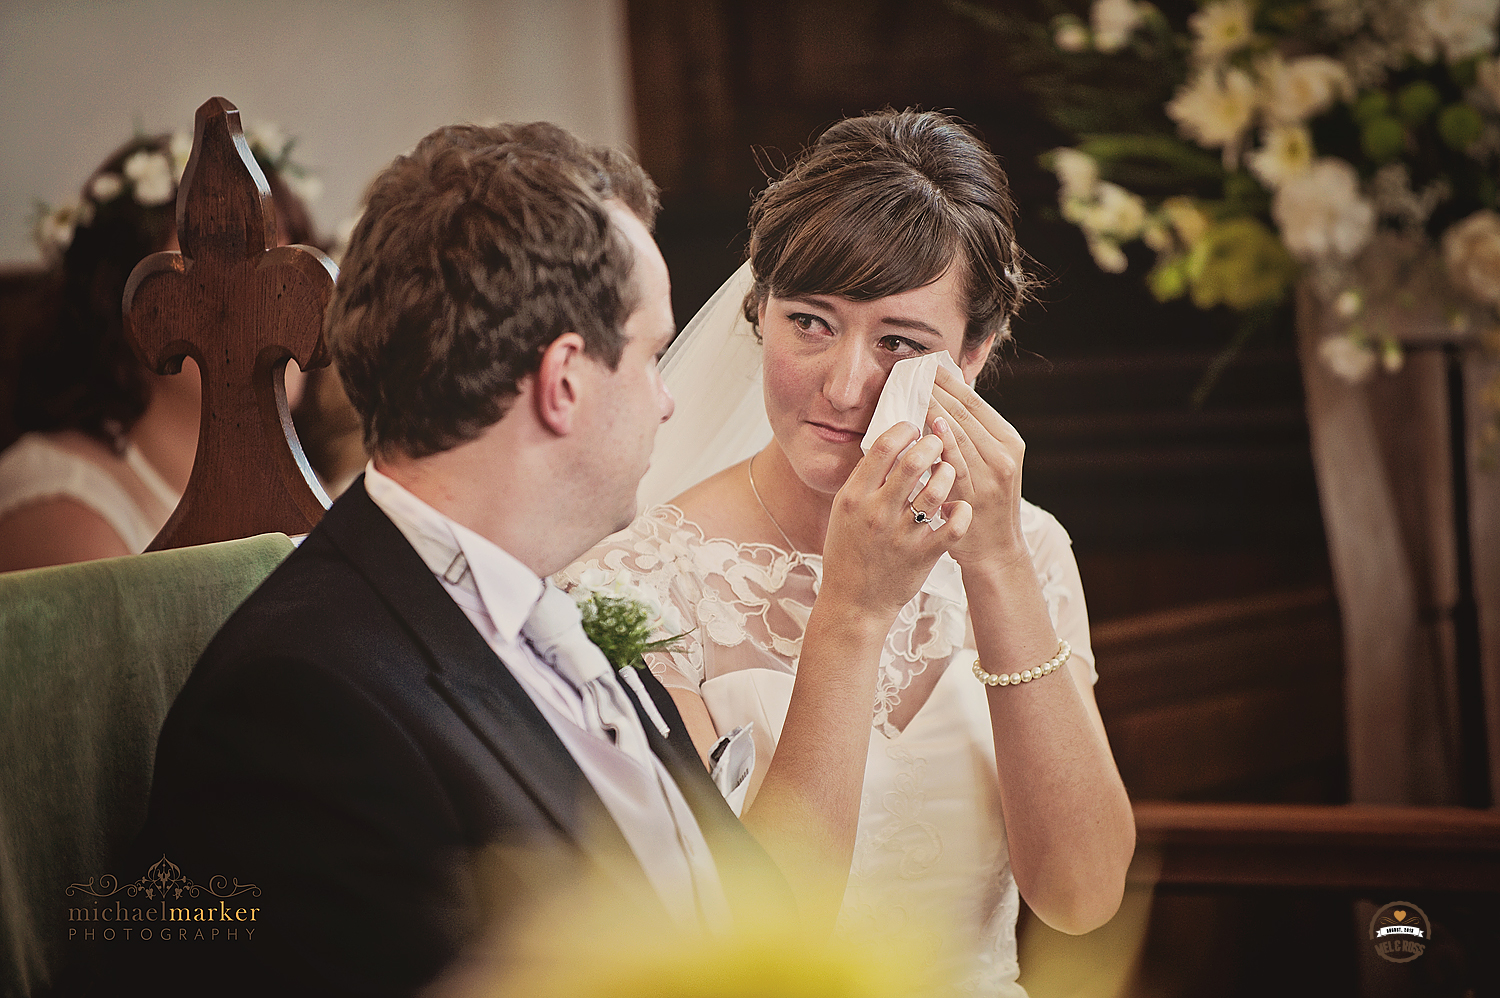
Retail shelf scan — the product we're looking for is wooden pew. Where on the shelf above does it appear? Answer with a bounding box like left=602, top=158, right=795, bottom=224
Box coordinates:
left=125, top=95, right=334, bottom=549
left=1132, top=800, right=1500, bottom=893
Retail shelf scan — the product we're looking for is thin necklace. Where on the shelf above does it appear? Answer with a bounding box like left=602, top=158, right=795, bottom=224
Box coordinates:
left=746, top=453, right=801, bottom=554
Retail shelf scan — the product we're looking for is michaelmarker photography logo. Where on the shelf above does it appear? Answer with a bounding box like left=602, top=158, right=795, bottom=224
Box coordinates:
left=1369, top=900, right=1430, bottom=963
left=66, top=855, right=261, bottom=943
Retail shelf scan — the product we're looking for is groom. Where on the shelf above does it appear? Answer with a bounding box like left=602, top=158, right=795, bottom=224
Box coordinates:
left=128, top=122, right=779, bottom=996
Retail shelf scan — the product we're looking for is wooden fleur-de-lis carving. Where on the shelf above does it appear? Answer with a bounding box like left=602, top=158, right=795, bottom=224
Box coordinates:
left=124, top=97, right=336, bottom=550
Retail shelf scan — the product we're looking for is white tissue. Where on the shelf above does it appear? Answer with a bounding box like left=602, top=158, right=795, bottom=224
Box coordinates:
left=860, top=352, right=965, bottom=454
left=860, top=352, right=968, bottom=607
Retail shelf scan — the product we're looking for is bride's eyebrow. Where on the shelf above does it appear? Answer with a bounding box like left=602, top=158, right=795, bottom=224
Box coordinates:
left=779, top=293, right=840, bottom=312
left=880, top=316, right=944, bottom=338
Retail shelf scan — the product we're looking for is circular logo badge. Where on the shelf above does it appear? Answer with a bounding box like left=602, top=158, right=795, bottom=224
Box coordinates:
left=1369, top=901, right=1430, bottom=963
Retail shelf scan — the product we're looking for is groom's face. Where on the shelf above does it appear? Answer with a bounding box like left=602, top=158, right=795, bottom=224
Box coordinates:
left=577, top=205, right=676, bottom=533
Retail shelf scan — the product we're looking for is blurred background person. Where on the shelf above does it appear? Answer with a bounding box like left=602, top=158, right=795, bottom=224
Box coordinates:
left=0, top=129, right=330, bottom=571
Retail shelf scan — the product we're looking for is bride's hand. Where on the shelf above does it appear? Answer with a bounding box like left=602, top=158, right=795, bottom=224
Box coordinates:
left=928, top=365, right=1028, bottom=573
left=818, top=421, right=970, bottom=620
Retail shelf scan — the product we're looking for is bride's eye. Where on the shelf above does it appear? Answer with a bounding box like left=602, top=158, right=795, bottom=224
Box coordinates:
left=877, top=334, right=927, bottom=355
left=788, top=312, right=831, bottom=335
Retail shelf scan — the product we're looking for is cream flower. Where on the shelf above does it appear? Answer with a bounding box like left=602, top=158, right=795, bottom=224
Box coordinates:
left=1189, top=0, right=1255, bottom=63
left=1247, top=125, right=1314, bottom=188
left=1082, top=181, right=1148, bottom=240
left=1442, top=209, right=1500, bottom=303
left=1417, top=0, right=1500, bottom=62
left=1050, top=147, right=1100, bottom=200
left=89, top=172, right=124, bottom=202
left=1055, top=20, right=1090, bottom=52
left=1315, top=0, right=1365, bottom=35
left=1167, top=66, right=1257, bottom=152
left=1271, top=158, right=1376, bottom=260
left=1092, top=0, right=1147, bottom=52
left=1163, top=196, right=1210, bottom=246
left=1142, top=215, right=1175, bottom=252
left=1478, top=58, right=1500, bottom=110
left=1088, top=236, right=1130, bottom=273
left=123, top=150, right=175, bottom=206
left=1319, top=333, right=1378, bottom=382
left=33, top=201, right=92, bottom=260
left=1256, top=53, right=1354, bottom=125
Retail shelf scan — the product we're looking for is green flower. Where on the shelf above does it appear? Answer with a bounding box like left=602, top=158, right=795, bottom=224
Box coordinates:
left=1185, top=217, right=1297, bottom=310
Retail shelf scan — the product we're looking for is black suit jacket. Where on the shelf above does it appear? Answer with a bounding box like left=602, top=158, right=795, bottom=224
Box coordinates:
left=109, top=479, right=785, bottom=997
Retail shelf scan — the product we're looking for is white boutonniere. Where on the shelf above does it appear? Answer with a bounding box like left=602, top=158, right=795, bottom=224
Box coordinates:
left=571, top=568, right=692, bottom=670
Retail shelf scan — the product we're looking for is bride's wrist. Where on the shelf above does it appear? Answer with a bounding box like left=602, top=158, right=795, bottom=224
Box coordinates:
left=805, top=587, right=897, bottom=642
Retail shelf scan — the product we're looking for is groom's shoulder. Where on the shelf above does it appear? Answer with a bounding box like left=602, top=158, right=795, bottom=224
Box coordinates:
left=201, top=483, right=408, bottom=663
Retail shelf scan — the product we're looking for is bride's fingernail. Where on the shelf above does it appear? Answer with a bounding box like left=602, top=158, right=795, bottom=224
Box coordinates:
left=933, top=417, right=949, bottom=435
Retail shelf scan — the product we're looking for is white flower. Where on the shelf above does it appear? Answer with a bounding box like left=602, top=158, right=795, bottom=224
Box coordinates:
left=123, top=150, right=175, bottom=206
left=245, top=120, right=289, bottom=160
left=1050, top=147, right=1100, bottom=200
left=1256, top=53, right=1354, bottom=125
left=1443, top=209, right=1500, bottom=303
left=284, top=172, right=323, bottom=205
left=1168, top=66, right=1257, bottom=152
left=1055, top=20, right=1090, bottom=51
left=1189, top=0, right=1255, bottom=63
left=1088, top=236, right=1130, bottom=273
left=1319, top=333, right=1378, bottom=382
left=1247, top=125, right=1314, bottom=189
left=169, top=132, right=193, bottom=182
left=1092, top=0, right=1147, bottom=52
left=1417, top=0, right=1500, bottom=62
left=89, top=172, right=124, bottom=202
left=33, top=200, right=92, bottom=260
left=1080, top=182, right=1148, bottom=240
left=1271, top=158, right=1376, bottom=260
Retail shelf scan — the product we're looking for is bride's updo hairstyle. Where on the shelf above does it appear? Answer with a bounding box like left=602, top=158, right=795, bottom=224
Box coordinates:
left=743, top=108, right=1032, bottom=370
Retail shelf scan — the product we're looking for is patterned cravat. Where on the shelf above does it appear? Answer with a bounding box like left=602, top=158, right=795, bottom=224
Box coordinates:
left=521, top=583, right=655, bottom=769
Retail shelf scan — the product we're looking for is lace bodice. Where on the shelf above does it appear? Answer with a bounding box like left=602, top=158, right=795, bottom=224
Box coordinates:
left=571, top=500, right=1093, bottom=735
left=564, top=499, right=1094, bottom=996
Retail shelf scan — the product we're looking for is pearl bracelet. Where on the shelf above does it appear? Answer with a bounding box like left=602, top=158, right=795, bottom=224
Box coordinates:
left=972, top=640, right=1071, bottom=687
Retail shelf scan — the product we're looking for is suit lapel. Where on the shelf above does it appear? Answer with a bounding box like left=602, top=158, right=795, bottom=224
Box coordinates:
left=615, top=666, right=795, bottom=919
left=316, top=479, right=623, bottom=856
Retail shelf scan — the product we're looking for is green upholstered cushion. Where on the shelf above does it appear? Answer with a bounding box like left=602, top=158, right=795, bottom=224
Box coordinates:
left=0, top=533, right=294, bottom=996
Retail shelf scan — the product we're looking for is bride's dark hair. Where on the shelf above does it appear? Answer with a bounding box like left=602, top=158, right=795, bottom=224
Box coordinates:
left=743, top=108, right=1033, bottom=366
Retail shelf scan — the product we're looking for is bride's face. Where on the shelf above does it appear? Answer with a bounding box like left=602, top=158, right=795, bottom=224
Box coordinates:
left=759, top=265, right=990, bottom=496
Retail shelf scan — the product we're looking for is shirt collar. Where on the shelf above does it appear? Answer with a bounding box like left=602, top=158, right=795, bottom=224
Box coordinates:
left=364, top=462, right=542, bottom=642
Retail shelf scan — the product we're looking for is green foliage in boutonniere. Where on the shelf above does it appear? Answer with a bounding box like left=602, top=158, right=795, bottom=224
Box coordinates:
left=571, top=570, right=692, bottom=670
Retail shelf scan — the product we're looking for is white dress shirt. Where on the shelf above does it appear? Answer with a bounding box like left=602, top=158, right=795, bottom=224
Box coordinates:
left=363, top=465, right=728, bottom=931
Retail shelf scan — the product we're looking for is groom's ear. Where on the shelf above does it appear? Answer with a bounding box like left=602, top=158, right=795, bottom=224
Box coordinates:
left=532, top=332, right=588, bottom=436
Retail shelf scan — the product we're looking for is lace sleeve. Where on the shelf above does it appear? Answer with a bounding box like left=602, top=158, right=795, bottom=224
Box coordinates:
left=556, top=507, right=709, bottom=693
left=1019, top=500, right=1096, bottom=684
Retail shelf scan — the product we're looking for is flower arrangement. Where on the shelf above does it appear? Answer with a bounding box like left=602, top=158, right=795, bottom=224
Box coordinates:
left=953, top=0, right=1500, bottom=450
left=31, top=121, right=319, bottom=263
left=571, top=568, right=692, bottom=670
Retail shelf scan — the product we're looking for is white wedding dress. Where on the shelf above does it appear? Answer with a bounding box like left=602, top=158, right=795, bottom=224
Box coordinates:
left=567, top=497, right=1094, bottom=996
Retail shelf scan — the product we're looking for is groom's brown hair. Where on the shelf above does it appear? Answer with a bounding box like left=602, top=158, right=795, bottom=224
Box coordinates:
left=327, top=122, right=659, bottom=459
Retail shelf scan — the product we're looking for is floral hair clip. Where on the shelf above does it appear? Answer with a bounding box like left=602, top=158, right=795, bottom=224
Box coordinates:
left=31, top=122, right=318, bottom=263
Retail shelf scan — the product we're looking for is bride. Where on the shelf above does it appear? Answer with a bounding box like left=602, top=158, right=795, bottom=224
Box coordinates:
left=566, top=109, right=1134, bottom=994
